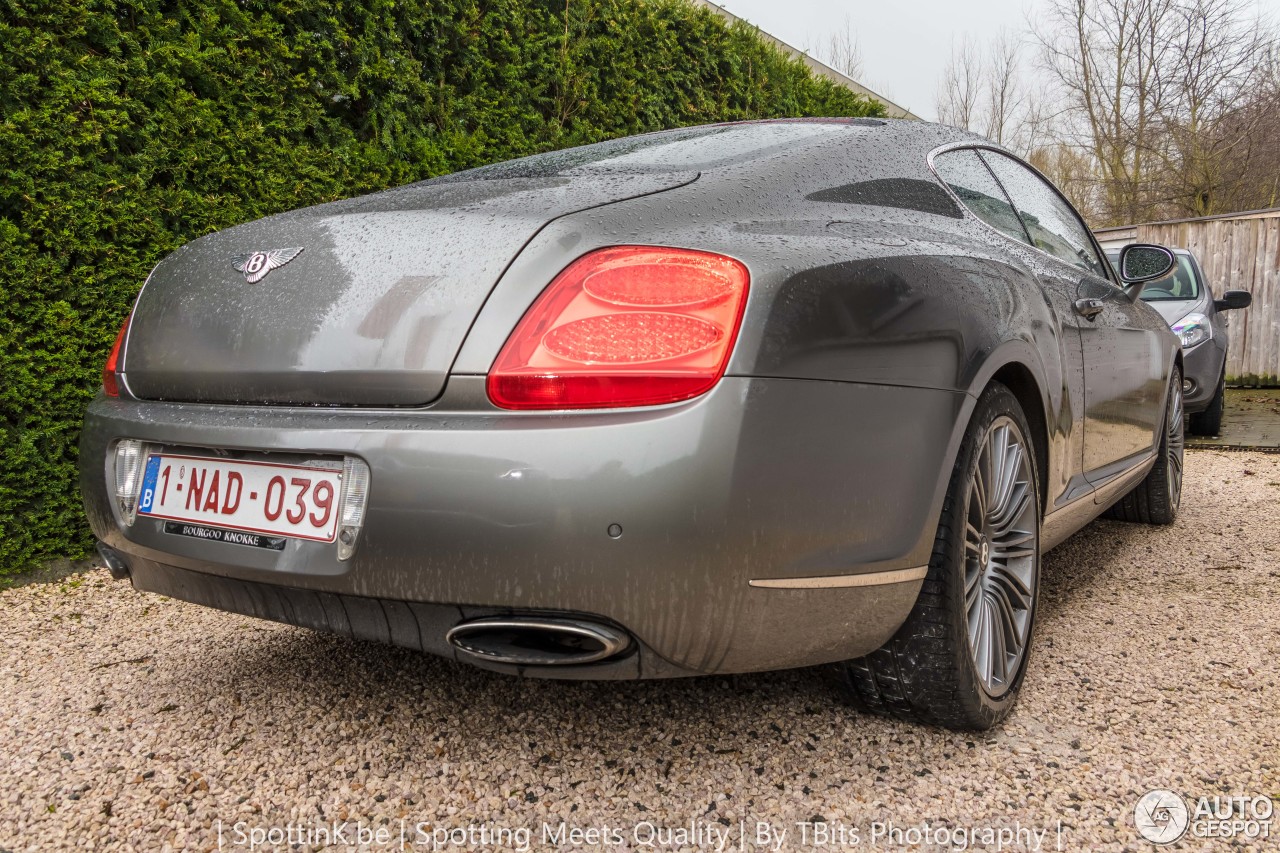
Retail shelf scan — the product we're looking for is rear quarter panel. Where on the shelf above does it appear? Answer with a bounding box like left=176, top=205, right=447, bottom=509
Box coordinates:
left=453, top=151, right=1080, bottom=553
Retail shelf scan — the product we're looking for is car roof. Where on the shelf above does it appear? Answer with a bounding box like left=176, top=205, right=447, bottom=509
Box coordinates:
left=436, top=118, right=996, bottom=186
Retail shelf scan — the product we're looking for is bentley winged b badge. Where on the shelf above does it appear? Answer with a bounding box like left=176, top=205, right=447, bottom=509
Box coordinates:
left=231, top=247, right=304, bottom=283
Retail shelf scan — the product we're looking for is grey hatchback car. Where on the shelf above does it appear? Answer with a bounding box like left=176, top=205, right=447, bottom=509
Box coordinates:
left=1106, top=248, right=1252, bottom=435
left=82, top=120, right=1187, bottom=729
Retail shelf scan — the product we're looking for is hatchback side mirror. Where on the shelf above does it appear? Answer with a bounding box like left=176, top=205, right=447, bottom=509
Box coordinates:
left=1214, top=290, right=1252, bottom=311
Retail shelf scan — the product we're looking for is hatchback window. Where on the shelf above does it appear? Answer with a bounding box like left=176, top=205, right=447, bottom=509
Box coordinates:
left=978, top=150, right=1109, bottom=278
left=932, top=149, right=1029, bottom=244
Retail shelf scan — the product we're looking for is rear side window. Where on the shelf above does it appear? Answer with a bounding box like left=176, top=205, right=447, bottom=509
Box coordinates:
left=978, top=150, right=1109, bottom=278
left=932, top=149, right=1029, bottom=244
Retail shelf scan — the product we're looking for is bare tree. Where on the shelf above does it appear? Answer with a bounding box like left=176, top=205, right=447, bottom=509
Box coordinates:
left=809, top=15, right=864, bottom=80
left=1035, top=0, right=1182, bottom=223
left=1032, top=0, right=1277, bottom=224
left=1224, top=47, right=1280, bottom=210
left=1152, top=0, right=1274, bottom=216
left=1196, top=46, right=1280, bottom=212
left=935, top=30, right=1046, bottom=155
left=982, top=31, right=1026, bottom=145
left=1028, top=142, right=1105, bottom=221
left=1016, top=89, right=1058, bottom=156
left=936, top=36, right=984, bottom=131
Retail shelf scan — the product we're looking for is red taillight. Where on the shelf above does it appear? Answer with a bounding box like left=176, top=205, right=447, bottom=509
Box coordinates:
left=487, top=246, right=750, bottom=409
left=102, top=315, right=130, bottom=397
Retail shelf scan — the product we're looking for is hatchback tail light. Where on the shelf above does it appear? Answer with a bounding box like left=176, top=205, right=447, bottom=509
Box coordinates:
left=487, top=246, right=750, bottom=409
left=103, top=314, right=131, bottom=398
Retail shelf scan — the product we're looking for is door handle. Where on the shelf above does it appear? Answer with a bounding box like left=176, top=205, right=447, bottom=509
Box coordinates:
left=1074, top=297, right=1105, bottom=320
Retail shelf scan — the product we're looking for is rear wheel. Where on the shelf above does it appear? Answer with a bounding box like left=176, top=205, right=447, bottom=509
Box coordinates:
left=1103, top=367, right=1184, bottom=525
left=839, top=383, right=1040, bottom=730
left=1187, top=369, right=1224, bottom=436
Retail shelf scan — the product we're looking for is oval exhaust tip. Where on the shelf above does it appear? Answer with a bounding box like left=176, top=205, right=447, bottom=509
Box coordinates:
left=446, top=617, right=632, bottom=666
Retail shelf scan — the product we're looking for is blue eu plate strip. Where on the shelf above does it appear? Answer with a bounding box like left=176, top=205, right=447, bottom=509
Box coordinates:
left=138, top=456, right=162, bottom=514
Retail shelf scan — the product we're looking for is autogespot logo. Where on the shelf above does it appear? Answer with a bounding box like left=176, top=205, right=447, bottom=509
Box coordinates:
left=1134, top=790, right=1190, bottom=844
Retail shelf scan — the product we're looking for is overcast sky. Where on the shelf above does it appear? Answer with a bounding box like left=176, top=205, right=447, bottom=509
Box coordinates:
left=713, top=0, right=1280, bottom=121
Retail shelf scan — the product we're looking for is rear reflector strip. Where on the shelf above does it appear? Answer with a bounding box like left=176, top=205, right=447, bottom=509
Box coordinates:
left=103, top=315, right=131, bottom=397
left=113, top=439, right=147, bottom=525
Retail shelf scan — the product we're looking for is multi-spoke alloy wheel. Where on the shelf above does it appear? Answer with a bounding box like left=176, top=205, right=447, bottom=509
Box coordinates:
left=1166, top=382, right=1184, bottom=511
left=963, top=417, right=1037, bottom=697
left=1103, top=366, right=1184, bottom=526
left=841, top=382, right=1041, bottom=730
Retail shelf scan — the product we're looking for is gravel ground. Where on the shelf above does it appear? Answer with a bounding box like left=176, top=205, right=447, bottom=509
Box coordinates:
left=1, top=450, right=1277, bottom=852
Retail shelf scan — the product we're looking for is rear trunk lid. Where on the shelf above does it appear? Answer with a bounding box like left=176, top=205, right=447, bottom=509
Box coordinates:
left=122, top=173, right=696, bottom=406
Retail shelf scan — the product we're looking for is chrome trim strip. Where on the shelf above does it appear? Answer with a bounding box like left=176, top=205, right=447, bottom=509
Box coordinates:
left=748, top=566, right=929, bottom=589
left=1040, top=450, right=1156, bottom=552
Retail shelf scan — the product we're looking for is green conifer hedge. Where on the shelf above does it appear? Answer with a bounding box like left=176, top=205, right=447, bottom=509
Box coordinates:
left=0, top=0, right=882, bottom=574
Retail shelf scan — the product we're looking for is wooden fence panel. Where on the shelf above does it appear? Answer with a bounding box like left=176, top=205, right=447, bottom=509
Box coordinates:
left=1136, top=213, right=1280, bottom=385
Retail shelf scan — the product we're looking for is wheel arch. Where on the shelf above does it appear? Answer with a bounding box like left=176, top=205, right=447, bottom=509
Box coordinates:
left=917, top=342, right=1057, bottom=569
left=959, top=342, right=1054, bottom=516
left=988, top=363, right=1051, bottom=515
left=1167, top=345, right=1186, bottom=425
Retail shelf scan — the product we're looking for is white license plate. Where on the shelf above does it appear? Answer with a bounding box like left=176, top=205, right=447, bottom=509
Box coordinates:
left=138, top=453, right=342, bottom=543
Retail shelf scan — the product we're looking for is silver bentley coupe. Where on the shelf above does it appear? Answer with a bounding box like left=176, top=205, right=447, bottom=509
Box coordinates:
left=81, top=119, right=1184, bottom=729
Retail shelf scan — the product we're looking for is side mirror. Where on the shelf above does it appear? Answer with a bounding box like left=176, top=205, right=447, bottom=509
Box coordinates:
left=1117, top=243, right=1176, bottom=287
left=1214, top=290, right=1252, bottom=312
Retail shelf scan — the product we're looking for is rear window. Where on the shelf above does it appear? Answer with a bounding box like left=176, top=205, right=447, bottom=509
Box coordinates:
left=1107, top=252, right=1201, bottom=300
left=436, top=123, right=852, bottom=180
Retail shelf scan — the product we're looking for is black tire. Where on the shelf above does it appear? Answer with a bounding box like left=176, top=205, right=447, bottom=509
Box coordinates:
left=838, top=382, right=1041, bottom=730
left=1103, top=366, right=1184, bottom=525
left=1187, top=369, right=1224, bottom=436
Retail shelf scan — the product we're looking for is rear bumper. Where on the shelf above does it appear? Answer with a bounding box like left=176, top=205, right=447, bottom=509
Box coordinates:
left=80, top=376, right=967, bottom=676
